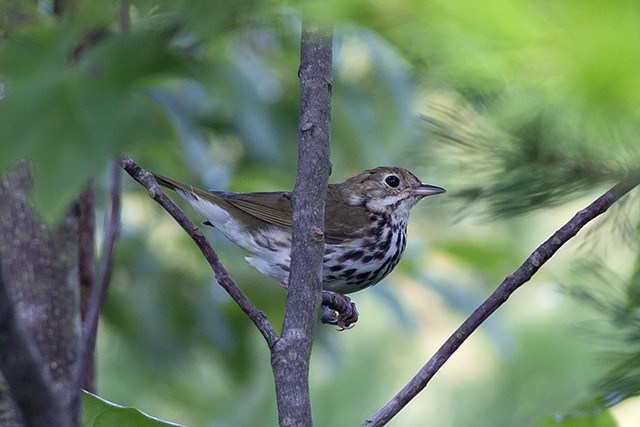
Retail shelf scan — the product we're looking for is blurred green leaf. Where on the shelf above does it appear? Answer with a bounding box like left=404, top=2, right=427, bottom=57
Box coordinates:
left=563, top=255, right=640, bottom=415
left=83, top=391, right=185, bottom=426
left=332, top=26, right=420, bottom=169
left=436, top=238, right=523, bottom=280
left=0, top=23, right=197, bottom=218
left=537, top=410, right=618, bottom=427
left=0, top=0, right=38, bottom=38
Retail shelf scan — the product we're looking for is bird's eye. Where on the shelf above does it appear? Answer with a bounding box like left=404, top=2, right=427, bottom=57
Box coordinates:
left=385, top=175, right=400, bottom=188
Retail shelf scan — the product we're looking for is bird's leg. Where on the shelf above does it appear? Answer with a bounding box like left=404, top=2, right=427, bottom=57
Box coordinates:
left=281, top=278, right=358, bottom=329
left=320, top=290, right=359, bottom=330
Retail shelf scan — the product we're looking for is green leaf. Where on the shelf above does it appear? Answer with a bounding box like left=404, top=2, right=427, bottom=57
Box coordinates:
left=537, top=410, right=618, bottom=427
left=83, top=390, right=185, bottom=427
left=0, top=23, right=196, bottom=219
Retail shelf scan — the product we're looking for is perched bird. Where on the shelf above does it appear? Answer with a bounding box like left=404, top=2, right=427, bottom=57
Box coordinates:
left=154, top=166, right=445, bottom=296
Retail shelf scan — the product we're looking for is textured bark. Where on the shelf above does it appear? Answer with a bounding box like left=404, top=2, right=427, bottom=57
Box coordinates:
left=0, top=165, right=80, bottom=426
left=271, top=21, right=333, bottom=427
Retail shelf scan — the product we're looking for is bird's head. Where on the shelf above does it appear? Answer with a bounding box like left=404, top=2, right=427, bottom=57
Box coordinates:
left=341, top=166, right=445, bottom=215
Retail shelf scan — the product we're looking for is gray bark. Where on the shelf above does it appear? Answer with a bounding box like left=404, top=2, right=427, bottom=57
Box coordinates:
left=0, top=165, right=81, bottom=426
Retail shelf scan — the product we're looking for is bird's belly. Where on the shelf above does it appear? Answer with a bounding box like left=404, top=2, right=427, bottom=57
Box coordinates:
left=245, top=253, right=290, bottom=285
left=321, top=231, right=406, bottom=294
left=238, top=227, right=407, bottom=295
left=243, top=228, right=292, bottom=284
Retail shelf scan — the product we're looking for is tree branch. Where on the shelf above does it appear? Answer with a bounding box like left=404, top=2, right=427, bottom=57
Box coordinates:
left=271, top=20, right=333, bottom=426
left=78, top=183, right=96, bottom=325
left=117, top=0, right=131, bottom=32
left=120, top=156, right=279, bottom=347
left=364, top=173, right=640, bottom=427
left=77, top=160, right=121, bottom=393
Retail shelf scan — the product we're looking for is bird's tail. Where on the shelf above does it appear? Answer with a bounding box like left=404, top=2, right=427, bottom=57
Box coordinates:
left=153, top=173, right=186, bottom=192
left=153, top=173, right=213, bottom=202
left=153, top=173, right=225, bottom=229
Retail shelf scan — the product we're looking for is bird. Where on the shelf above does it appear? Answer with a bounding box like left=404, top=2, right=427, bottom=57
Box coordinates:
left=153, top=166, right=445, bottom=297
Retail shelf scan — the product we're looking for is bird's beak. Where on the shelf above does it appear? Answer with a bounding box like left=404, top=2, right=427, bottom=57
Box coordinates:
left=409, top=183, right=446, bottom=198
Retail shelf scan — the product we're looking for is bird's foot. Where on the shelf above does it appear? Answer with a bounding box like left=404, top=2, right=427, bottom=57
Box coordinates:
left=321, top=291, right=359, bottom=330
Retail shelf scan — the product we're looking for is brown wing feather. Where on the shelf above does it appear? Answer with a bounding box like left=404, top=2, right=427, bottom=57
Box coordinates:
left=323, top=185, right=369, bottom=244
left=221, top=192, right=294, bottom=229
left=155, top=173, right=371, bottom=245
left=225, top=185, right=370, bottom=244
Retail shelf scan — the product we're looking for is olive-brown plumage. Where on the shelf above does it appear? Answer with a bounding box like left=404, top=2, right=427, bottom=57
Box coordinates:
left=154, top=167, right=445, bottom=294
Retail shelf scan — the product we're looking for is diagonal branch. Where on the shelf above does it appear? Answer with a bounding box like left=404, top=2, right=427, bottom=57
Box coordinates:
left=120, top=156, right=279, bottom=347
left=364, top=173, right=640, bottom=427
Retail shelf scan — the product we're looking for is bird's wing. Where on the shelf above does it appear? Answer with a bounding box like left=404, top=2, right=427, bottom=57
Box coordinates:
left=155, top=173, right=370, bottom=244
left=222, top=191, right=294, bottom=229
left=226, top=187, right=370, bottom=244
left=154, top=174, right=293, bottom=230
left=323, top=185, right=369, bottom=244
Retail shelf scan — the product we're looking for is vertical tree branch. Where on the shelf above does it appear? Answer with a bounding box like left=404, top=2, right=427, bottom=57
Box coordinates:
left=77, top=161, right=121, bottom=394
left=77, top=183, right=97, bottom=392
left=364, top=174, right=640, bottom=426
left=117, top=0, right=131, bottom=32
left=271, top=20, right=333, bottom=427
left=78, top=184, right=96, bottom=320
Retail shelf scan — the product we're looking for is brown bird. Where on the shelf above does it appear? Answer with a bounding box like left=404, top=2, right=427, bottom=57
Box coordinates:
left=154, top=166, right=445, bottom=297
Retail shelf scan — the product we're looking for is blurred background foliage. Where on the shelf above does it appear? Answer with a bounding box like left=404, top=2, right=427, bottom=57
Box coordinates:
left=1, top=0, right=640, bottom=426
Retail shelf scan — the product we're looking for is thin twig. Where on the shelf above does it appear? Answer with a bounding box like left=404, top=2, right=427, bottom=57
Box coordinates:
left=78, top=182, right=96, bottom=324
left=364, top=174, right=640, bottom=427
left=77, top=181, right=97, bottom=392
left=76, top=160, right=122, bottom=393
left=97, top=161, right=122, bottom=311
left=120, top=155, right=279, bottom=347
left=117, top=0, right=131, bottom=32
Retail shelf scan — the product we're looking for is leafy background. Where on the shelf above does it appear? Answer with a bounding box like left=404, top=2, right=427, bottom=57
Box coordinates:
left=2, top=0, right=640, bottom=426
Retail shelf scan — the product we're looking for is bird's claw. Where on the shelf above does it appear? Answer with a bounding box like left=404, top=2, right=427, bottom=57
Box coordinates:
left=321, top=291, right=359, bottom=330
